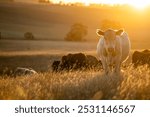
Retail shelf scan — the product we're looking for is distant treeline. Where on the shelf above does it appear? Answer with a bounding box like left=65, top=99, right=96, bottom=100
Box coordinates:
left=39, top=0, right=51, bottom=3
left=37, top=0, right=141, bottom=10
left=1, top=0, right=147, bottom=11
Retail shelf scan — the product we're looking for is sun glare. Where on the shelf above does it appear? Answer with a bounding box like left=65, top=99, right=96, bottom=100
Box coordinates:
left=129, top=1, right=149, bottom=9
left=52, top=0, right=150, bottom=9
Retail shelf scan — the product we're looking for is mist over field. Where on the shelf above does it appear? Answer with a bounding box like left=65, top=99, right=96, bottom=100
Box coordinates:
left=0, top=1, right=150, bottom=100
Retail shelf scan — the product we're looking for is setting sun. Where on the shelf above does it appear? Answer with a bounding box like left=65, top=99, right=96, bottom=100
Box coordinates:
left=128, top=0, right=150, bottom=9
left=52, top=0, right=150, bottom=9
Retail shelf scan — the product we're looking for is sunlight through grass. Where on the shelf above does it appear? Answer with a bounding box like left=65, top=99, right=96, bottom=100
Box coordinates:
left=0, top=65, right=149, bottom=100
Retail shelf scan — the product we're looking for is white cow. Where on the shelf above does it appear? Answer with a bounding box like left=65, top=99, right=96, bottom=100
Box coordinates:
left=96, top=29, right=131, bottom=74
left=14, top=67, right=37, bottom=76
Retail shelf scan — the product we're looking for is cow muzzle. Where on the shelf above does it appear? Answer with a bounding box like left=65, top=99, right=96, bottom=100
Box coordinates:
left=108, top=47, right=115, bottom=53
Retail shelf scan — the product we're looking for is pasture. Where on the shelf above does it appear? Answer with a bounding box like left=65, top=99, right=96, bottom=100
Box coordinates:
left=0, top=39, right=150, bottom=100
left=0, top=2, right=150, bottom=100
left=0, top=39, right=97, bottom=73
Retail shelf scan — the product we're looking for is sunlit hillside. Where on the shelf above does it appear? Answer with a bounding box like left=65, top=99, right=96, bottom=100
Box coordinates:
left=0, top=2, right=150, bottom=48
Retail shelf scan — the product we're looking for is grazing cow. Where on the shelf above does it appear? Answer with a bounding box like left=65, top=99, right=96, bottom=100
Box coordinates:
left=51, top=53, right=102, bottom=72
left=132, top=50, right=150, bottom=67
left=142, top=49, right=150, bottom=53
left=61, top=53, right=87, bottom=70
left=86, top=55, right=102, bottom=69
left=14, top=67, right=37, bottom=76
left=52, top=61, right=61, bottom=72
left=96, top=29, right=131, bottom=74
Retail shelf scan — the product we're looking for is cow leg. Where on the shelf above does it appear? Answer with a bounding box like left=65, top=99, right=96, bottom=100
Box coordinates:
left=114, top=57, right=121, bottom=73
left=115, top=62, right=121, bottom=73
left=101, top=58, right=109, bottom=74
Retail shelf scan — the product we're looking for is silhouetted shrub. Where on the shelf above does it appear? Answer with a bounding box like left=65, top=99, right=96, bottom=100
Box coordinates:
left=65, top=23, right=88, bottom=41
left=24, top=32, right=34, bottom=40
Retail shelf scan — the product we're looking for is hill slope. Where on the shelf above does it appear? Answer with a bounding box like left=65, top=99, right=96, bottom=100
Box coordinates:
left=0, top=3, right=150, bottom=48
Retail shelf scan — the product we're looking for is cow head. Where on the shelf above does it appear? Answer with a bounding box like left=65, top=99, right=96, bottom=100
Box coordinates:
left=96, top=29, right=124, bottom=54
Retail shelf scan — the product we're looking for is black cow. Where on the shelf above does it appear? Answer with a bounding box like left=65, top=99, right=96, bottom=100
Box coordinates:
left=52, top=53, right=102, bottom=72
left=61, top=53, right=87, bottom=71
left=86, top=55, right=102, bottom=69
left=52, top=61, right=61, bottom=72
left=132, top=49, right=150, bottom=67
left=142, top=49, right=150, bottom=53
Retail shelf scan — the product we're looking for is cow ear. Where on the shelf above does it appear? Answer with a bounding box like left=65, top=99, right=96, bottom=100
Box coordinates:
left=116, top=29, right=124, bottom=35
left=96, top=29, right=104, bottom=36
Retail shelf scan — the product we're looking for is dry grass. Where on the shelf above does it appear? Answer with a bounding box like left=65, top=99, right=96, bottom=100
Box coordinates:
left=0, top=65, right=150, bottom=100
left=0, top=40, right=148, bottom=100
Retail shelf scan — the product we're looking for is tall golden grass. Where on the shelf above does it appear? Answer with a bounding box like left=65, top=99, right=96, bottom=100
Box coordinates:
left=0, top=65, right=149, bottom=100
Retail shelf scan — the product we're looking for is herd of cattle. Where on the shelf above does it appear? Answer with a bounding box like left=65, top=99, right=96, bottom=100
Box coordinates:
left=52, top=53, right=102, bottom=72
left=52, top=50, right=150, bottom=72
left=11, top=49, right=150, bottom=76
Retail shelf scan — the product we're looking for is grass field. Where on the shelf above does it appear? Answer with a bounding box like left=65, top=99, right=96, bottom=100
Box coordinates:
left=0, top=39, right=149, bottom=100
left=0, top=39, right=97, bottom=74
left=0, top=2, right=150, bottom=100
left=0, top=64, right=150, bottom=100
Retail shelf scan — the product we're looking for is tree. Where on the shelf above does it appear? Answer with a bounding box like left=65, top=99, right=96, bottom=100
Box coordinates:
left=65, top=23, right=88, bottom=41
left=24, top=32, right=34, bottom=40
